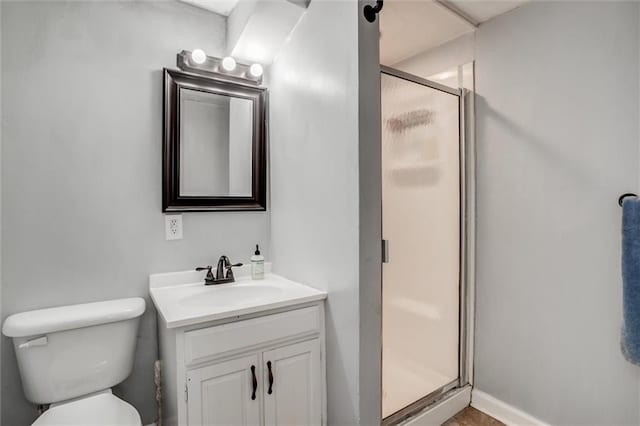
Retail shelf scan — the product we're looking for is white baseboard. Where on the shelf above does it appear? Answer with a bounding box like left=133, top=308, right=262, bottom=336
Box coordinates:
left=400, top=385, right=472, bottom=426
left=471, top=390, right=550, bottom=426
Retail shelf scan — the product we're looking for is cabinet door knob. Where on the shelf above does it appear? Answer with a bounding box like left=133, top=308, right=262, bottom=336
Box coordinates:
left=267, top=360, right=274, bottom=395
left=250, top=365, right=257, bottom=400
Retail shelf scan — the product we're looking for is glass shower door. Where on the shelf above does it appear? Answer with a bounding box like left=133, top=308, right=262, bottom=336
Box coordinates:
left=381, top=69, right=461, bottom=419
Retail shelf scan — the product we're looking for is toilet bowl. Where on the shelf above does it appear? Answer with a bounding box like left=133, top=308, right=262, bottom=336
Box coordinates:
left=2, top=297, right=146, bottom=425
left=32, top=390, right=141, bottom=426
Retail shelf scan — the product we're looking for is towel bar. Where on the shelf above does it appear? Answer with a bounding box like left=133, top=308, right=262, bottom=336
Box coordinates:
left=619, top=193, right=638, bottom=206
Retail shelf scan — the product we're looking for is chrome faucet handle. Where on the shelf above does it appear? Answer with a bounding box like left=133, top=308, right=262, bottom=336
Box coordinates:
left=196, top=266, right=215, bottom=283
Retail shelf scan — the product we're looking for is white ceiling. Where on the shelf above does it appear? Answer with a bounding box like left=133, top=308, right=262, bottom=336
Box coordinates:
left=380, top=0, right=472, bottom=65
left=449, top=0, right=526, bottom=23
left=180, top=0, right=239, bottom=16
left=380, top=0, right=525, bottom=65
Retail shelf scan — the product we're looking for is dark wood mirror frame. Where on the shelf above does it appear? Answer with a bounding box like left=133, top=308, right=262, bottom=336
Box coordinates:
left=163, top=68, right=267, bottom=212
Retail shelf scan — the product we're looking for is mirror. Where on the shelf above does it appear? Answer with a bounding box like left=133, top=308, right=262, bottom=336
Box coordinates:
left=163, top=69, right=266, bottom=211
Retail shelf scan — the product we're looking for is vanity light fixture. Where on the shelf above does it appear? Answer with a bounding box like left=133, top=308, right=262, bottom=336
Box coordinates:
left=176, top=50, right=263, bottom=85
left=248, top=63, right=264, bottom=79
left=220, top=56, right=237, bottom=72
left=190, top=49, right=207, bottom=65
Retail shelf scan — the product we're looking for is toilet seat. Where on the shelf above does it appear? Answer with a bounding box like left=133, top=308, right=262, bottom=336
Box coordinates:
left=32, top=390, right=141, bottom=426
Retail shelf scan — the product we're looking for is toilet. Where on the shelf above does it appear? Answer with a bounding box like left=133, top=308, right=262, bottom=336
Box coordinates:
left=2, top=297, right=146, bottom=425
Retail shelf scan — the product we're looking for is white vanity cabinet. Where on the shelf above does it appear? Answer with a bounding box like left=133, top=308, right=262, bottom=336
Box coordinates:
left=262, top=339, right=322, bottom=426
left=186, top=338, right=322, bottom=426
left=151, top=268, right=327, bottom=426
left=164, top=302, right=326, bottom=426
left=186, top=354, right=261, bottom=425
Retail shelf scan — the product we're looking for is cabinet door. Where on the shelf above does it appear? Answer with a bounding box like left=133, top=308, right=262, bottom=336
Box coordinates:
left=263, top=339, right=322, bottom=426
left=187, top=354, right=261, bottom=426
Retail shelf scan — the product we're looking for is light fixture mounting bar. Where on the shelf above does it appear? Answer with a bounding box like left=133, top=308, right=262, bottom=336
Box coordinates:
left=176, top=50, right=263, bottom=85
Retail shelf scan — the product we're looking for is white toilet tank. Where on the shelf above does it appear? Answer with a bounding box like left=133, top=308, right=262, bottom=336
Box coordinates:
left=2, top=297, right=145, bottom=405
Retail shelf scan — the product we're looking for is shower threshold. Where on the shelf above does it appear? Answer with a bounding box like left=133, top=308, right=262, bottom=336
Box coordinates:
left=383, top=381, right=471, bottom=426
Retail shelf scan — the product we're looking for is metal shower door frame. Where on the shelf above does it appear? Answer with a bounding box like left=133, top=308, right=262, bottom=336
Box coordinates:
left=380, top=65, right=473, bottom=425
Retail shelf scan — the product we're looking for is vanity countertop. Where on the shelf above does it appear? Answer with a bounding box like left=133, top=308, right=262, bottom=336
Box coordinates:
left=149, top=265, right=327, bottom=328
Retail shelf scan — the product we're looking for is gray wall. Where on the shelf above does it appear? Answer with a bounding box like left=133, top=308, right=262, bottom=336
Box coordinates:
left=394, top=32, right=474, bottom=80
left=228, top=97, right=253, bottom=196
left=180, top=92, right=230, bottom=196
left=474, top=2, right=640, bottom=424
left=268, top=1, right=361, bottom=424
left=0, top=0, right=3, bottom=421
left=1, top=2, right=268, bottom=424
left=358, top=1, right=383, bottom=424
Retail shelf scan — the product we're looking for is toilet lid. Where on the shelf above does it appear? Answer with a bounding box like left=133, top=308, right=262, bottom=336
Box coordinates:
left=32, top=392, right=141, bottom=426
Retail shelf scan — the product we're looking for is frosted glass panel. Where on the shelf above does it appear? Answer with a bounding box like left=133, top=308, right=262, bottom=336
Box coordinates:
left=381, top=72, right=460, bottom=418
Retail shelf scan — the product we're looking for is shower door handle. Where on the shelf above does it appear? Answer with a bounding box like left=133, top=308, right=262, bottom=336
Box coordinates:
left=382, top=239, right=389, bottom=263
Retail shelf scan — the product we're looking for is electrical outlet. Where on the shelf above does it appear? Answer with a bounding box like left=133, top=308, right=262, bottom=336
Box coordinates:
left=165, top=214, right=183, bottom=240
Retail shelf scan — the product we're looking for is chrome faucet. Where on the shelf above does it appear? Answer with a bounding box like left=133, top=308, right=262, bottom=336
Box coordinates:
left=196, top=256, right=243, bottom=285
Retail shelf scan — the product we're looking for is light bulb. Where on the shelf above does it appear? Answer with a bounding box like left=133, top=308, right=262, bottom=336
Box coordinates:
left=249, top=63, right=263, bottom=79
left=191, top=49, right=207, bottom=65
left=220, top=56, right=236, bottom=72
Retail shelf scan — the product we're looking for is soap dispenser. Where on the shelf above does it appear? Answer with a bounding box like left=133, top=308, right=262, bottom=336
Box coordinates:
left=251, top=244, right=265, bottom=280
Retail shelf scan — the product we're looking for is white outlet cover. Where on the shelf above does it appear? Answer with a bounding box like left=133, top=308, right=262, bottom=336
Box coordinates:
left=165, top=214, right=183, bottom=240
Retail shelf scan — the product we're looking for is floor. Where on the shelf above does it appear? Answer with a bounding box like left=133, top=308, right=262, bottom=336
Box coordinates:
left=443, top=407, right=505, bottom=426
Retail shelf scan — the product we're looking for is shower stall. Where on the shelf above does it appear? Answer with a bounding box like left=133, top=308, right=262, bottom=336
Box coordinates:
left=381, top=66, right=472, bottom=423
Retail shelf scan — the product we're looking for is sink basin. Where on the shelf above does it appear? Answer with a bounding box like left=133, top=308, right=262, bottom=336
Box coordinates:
left=149, top=266, right=327, bottom=328
left=179, top=284, right=285, bottom=310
